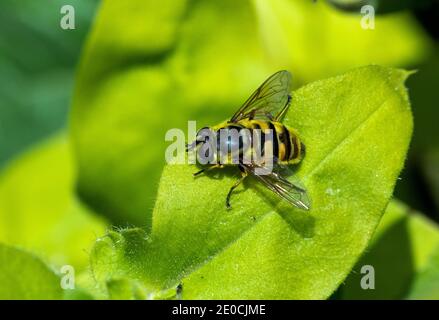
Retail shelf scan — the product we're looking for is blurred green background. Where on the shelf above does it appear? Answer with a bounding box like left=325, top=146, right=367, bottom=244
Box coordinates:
left=0, top=0, right=98, bottom=165
left=0, top=0, right=438, bottom=299
left=2, top=0, right=437, bottom=221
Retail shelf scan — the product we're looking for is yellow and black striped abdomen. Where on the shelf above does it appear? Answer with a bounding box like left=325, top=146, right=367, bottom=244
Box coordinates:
left=238, top=119, right=303, bottom=164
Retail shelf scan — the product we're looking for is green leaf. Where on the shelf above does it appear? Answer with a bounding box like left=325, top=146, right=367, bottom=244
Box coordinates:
left=0, top=243, right=62, bottom=299
left=408, top=245, right=439, bottom=299
left=62, top=270, right=104, bottom=300
left=71, top=0, right=429, bottom=227
left=253, top=0, right=431, bottom=83
left=89, top=65, right=413, bottom=299
left=340, top=199, right=439, bottom=299
left=0, top=135, right=107, bottom=271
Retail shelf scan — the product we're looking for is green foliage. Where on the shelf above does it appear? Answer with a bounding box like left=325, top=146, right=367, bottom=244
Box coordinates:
left=254, top=0, right=431, bottom=83
left=408, top=245, right=439, bottom=299
left=0, top=0, right=98, bottom=166
left=341, top=200, right=439, bottom=299
left=0, top=135, right=107, bottom=270
left=89, top=65, right=412, bottom=299
left=0, top=0, right=437, bottom=300
left=70, top=0, right=429, bottom=228
left=0, top=243, right=62, bottom=299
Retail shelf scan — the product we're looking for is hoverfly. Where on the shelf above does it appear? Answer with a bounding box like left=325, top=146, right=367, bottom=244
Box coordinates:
left=186, top=70, right=310, bottom=210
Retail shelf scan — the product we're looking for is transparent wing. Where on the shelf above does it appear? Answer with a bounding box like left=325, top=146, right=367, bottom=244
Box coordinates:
left=242, top=163, right=310, bottom=210
left=230, top=70, right=293, bottom=122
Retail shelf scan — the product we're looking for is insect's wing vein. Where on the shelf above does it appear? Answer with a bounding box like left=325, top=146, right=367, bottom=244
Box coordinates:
left=230, top=70, right=293, bottom=122
left=242, top=163, right=310, bottom=210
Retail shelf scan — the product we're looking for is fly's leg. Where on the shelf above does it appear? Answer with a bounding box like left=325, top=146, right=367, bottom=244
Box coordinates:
left=193, top=168, right=206, bottom=176
left=226, top=172, right=248, bottom=209
left=193, top=164, right=222, bottom=177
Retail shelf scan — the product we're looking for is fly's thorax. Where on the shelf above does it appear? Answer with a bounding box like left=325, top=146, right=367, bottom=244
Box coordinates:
left=215, top=123, right=252, bottom=165
left=194, top=120, right=304, bottom=166
left=194, top=123, right=252, bottom=165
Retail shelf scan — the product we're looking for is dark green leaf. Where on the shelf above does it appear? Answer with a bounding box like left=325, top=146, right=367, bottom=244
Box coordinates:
left=340, top=199, right=439, bottom=299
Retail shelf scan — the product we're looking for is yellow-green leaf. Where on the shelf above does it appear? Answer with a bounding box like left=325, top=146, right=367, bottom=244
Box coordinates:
left=90, top=65, right=413, bottom=299
left=0, top=135, right=107, bottom=270
left=0, top=243, right=62, bottom=299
